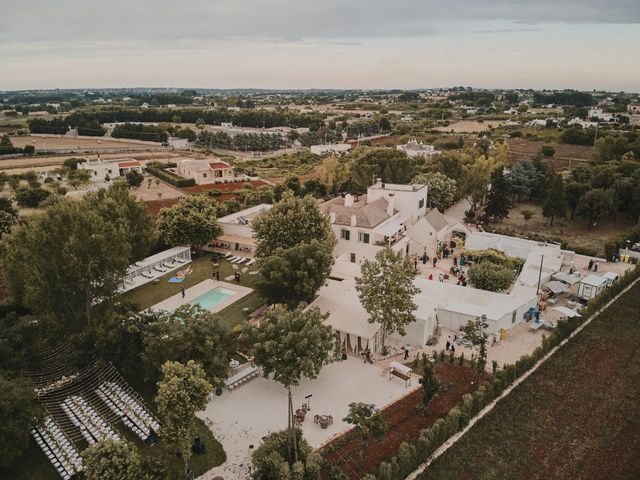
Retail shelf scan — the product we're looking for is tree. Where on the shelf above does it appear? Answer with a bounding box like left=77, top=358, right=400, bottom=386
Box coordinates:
left=413, top=172, right=457, bottom=211
left=252, top=193, right=336, bottom=258
left=3, top=185, right=151, bottom=330
left=83, top=438, right=141, bottom=480
left=67, top=168, right=92, bottom=190
left=0, top=197, right=17, bottom=216
left=521, top=209, right=534, bottom=227
left=14, top=186, right=51, bottom=207
left=126, top=170, right=144, bottom=188
left=0, top=374, right=43, bottom=468
left=355, top=247, right=420, bottom=351
left=257, top=240, right=334, bottom=307
left=460, top=153, right=501, bottom=214
left=349, top=148, right=414, bottom=189
left=542, top=173, right=567, bottom=226
left=509, top=159, right=542, bottom=202
left=251, top=429, right=322, bottom=480
left=342, top=402, right=387, bottom=459
left=142, top=304, right=236, bottom=385
left=462, top=316, right=489, bottom=374
left=242, top=306, right=338, bottom=463
left=156, top=361, right=212, bottom=475
left=540, top=145, right=555, bottom=157
left=576, top=188, right=615, bottom=230
left=419, top=360, right=439, bottom=407
left=565, top=182, right=591, bottom=220
left=467, top=261, right=515, bottom=292
left=0, top=210, right=17, bottom=238
left=157, top=195, right=222, bottom=253
left=316, top=156, right=350, bottom=195
left=483, top=167, right=512, bottom=221
left=195, top=118, right=206, bottom=129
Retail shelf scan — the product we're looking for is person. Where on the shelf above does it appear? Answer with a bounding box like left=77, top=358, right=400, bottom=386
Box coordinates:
left=181, top=286, right=186, bottom=298
left=593, top=261, right=599, bottom=272
left=453, top=256, right=458, bottom=266
left=403, top=346, right=409, bottom=360
left=433, top=257, right=437, bottom=267
left=422, top=254, right=427, bottom=264
left=588, top=259, right=594, bottom=271
left=439, top=273, right=444, bottom=283
left=428, top=273, right=433, bottom=280
left=445, top=339, right=450, bottom=351
left=216, top=270, right=220, bottom=281
left=414, top=258, right=418, bottom=269
left=450, top=344, right=455, bottom=355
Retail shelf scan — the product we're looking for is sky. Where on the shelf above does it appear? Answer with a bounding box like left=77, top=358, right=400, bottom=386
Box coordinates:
left=2, top=0, right=640, bottom=92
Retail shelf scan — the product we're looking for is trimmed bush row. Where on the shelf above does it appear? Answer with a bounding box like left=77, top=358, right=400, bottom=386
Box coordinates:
left=146, top=164, right=196, bottom=188
left=325, top=266, right=640, bottom=480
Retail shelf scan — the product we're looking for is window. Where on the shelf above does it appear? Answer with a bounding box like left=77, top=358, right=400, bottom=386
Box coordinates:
left=340, top=229, right=351, bottom=240
left=203, top=173, right=207, bottom=178
left=512, top=311, right=517, bottom=324
left=358, top=232, right=370, bottom=244
left=419, top=198, right=425, bottom=208
left=350, top=253, right=356, bottom=263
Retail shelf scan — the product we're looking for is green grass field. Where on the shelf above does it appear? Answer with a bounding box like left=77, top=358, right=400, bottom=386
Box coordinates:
left=121, top=252, right=265, bottom=331
left=422, top=280, right=640, bottom=480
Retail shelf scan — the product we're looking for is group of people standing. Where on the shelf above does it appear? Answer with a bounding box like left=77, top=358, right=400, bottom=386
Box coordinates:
left=587, top=259, right=600, bottom=272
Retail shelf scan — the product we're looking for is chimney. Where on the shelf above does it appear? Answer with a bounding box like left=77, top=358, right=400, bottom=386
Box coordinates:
left=344, top=193, right=354, bottom=207
left=350, top=214, right=357, bottom=226
left=387, top=194, right=395, bottom=216
left=329, top=212, right=336, bottom=223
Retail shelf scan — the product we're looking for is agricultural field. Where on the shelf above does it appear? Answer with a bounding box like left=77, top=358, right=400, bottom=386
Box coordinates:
left=10, top=135, right=161, bottom=151
left=507, top=137, right=593, bottom=166
left=422, top=280, right=640, bottom=480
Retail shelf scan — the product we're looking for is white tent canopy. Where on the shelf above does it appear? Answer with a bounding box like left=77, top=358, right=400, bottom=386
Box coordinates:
left=551, top=306, right=582, bottom=318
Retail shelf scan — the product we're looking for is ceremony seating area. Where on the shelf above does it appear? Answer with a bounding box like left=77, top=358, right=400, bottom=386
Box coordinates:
left=96, top=381, right=160, bottom=442
left=224, top=364, right=260, bottom=390
left=61, top=395, right=120, bottom=445
left=32, top=417, right=83, bottom=479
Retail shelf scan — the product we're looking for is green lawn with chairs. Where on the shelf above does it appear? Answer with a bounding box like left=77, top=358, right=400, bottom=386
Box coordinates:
left=121, top=252, right=266, bottom=331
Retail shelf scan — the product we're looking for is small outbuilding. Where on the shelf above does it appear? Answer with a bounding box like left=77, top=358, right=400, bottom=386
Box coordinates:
left=577, top=275, right=608, bottom=301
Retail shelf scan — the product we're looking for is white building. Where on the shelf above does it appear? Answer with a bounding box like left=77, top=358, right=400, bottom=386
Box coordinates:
left=626, top=103, right=640, bottom=114
left=577, top=275, right=608, bottom=301
left=319, top=181, right=428, bottom=263
left=588, top=108, right=616, bottom=123
left=396, top=139, right=441, bottom=158
left=79, top=158, right=143, bottom=182
left=406, top=208, right=471, bottom=257
left=211, top=204, right=272, bottom=256
left=567, top=117, right=598, bottom=129
left=176, top=158, right=234, bottom=185
left=310, top=144, right=351, bottom=156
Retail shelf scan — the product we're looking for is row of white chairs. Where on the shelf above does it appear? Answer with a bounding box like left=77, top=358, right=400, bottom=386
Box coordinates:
left=61, top=395, right=119, bottom=445
left=224, top=365, right=260, bottom=390
left=97, top=382, right=159, bottom=441
left=32, top=417, right=82, bottom=479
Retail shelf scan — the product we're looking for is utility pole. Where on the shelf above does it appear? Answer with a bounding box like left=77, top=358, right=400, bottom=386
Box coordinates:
left=536, top=254, right=544, bottom=295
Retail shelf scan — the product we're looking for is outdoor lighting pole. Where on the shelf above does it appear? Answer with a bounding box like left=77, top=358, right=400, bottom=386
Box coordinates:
left=304, top=394, right=313, bottom=411
left=536, top=254, right=544, bottom=295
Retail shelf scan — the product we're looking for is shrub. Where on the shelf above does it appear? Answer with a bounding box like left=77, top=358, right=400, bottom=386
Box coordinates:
left=146, top=164, right=195, bottom=188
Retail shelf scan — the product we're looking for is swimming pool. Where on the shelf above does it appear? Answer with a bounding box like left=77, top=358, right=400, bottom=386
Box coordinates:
left=189, top=287, right=236, bottom=310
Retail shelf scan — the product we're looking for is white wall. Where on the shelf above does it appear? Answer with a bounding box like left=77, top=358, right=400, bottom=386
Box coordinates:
left=366, top=186, right=428, bottom=224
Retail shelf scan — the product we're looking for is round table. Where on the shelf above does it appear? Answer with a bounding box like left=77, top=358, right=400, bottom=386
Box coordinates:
left=229, top=359, right=240, bottom=368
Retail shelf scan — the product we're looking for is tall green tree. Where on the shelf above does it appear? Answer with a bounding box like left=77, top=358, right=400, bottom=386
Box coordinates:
left=242, top=306, right=338, bottom=463
left=0, top=210, right=17, bottom=238
left=156, top=361, right=212, bottom=476
left=349, top=148, right=414, bottom=189
left=542, top=173, right=567, bottom=226
left=483, top=166, right=512, bottom=221
left=83, top=439, right=142, bottom=480
left=316, top=156, right=350, bottom=195
left=342, top=402, right=387, bottom=460
left=257, top=240, right=334, bottom=307
left=576, top=188, right=615, bottom=230
left=413, top=172, right=457, bottom=211
left=0, top=374, right=43, bottom=468
left=157, top=195, right=222, bottom=253
left=565, top=182, right=591, bottom=220
left=2, top=185, right=150, bottom=329
left=467, top=261, right=515, bottom=292
left=419, top=360, right=439, bottom=407
left=142, top=304, right=235, bottom=385
left=252, top=193, right=336, bottom=258
left=462, top=316, right=489, bottom=374
left=251, top=429, right=322, bottom=480
left=355, top=247, right=419, bottom=350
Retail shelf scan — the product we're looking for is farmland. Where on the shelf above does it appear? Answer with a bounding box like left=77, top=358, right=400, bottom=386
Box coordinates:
left=421, top=280, right=640, bottom=480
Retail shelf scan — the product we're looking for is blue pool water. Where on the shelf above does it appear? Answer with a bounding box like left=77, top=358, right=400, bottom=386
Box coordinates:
left=189, top=287, right=235, bottom=310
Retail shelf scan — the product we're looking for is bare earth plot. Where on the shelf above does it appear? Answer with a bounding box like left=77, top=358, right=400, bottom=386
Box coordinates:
left=421, top=281, right=640, bottom=480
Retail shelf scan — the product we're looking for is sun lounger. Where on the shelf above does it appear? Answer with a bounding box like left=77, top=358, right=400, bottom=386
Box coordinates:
left=153, top=265, right=166, bottom=273
left=224, top=252, right=233, bottom=259
left=236, top=258, right=248, bottom=264
left=246, top=258, right=256, bottom=266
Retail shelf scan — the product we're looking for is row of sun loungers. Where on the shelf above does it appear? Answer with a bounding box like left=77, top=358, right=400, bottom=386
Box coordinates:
left=225, top=255, right=256, bottom=266
left=32, top=417, right=83, bottom=479
left=61, top=395, right=119, bottom=445
left=96, top=382, right=160, bottom=442
left=224, top=365, right=260, bottom=390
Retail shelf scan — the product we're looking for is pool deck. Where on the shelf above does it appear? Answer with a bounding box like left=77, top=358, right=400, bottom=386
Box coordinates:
left=148, top=279, right=253, bottom=314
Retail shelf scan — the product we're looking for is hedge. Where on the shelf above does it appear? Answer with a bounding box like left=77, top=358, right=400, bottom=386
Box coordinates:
left=146, top=164, right=195, bottom=188
left=373, top=265, right=640, bottom=480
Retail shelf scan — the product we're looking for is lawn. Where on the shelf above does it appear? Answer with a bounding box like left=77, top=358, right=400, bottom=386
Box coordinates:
left=121, top=252, right=265, bottom=331
left=421, top=280, right=640, bottom=480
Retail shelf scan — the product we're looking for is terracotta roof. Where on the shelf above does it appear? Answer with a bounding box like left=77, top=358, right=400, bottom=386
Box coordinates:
left=209, top=161, right=230, bottom=169
left=320, top=196, right=392, bottom=228
left=118, top=161, right=141, bottom=168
